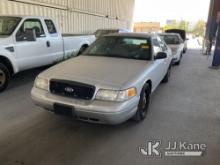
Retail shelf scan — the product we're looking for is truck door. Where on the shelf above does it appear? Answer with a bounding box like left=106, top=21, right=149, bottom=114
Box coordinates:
left=44, top=19, right=63, bottom=62
left=14, top=18, right=50, bottom=71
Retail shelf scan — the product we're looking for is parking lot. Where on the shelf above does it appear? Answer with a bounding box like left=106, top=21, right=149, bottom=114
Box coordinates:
left=0, top=39, right=219, bottom=165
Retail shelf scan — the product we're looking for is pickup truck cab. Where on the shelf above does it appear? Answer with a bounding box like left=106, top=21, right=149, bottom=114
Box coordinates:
left=0, top=16, right=95, bottom=92
left=31, top=33, right=172, bottom=125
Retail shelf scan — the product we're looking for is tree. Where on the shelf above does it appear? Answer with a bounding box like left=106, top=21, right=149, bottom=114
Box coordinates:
left=178, top=20, right=189, bottom=32
left=163, top=20, right=189, bottom=32
left=192, top=20, right=206, bottom=37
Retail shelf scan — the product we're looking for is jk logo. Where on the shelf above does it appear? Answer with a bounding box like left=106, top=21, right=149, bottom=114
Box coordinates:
left=139, top=140, right=161, bottom=157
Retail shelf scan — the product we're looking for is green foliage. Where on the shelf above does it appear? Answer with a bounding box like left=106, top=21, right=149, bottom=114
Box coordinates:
left=192, top=20, right=206, bottom=37
left=163, top=20, right=189, bottom=32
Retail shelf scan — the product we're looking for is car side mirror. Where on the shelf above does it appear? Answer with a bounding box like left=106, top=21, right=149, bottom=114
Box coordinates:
left=24, top=28, right=36, bottom=41
left=155, top=52, right=167, bottom=60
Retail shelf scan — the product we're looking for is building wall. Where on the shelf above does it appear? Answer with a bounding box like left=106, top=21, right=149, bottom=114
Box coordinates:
left=133, top=22, right=161, bottom=33
left=0, top=0, right=135, bottom=34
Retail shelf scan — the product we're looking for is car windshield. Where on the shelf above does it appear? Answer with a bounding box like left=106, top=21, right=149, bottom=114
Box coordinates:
left=94, top=30, right=118, bottom=38
left=84, top=36, right=152, bottom=61
left=0, top=17, right=21, bottom=36
left=160, top=35, right=180, bottom=45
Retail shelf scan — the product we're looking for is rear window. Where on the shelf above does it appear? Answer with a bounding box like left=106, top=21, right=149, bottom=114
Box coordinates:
left=160, top=35, right=180, bottom=45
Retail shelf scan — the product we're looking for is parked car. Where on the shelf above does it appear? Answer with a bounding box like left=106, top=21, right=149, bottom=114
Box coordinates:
left=31, top=33, right=172, bottom=125
left=165, top=29, right=187, bottom=53
left=159, top=33, right=184, bottom=65
left=0, top=16, right=95, bottom=92
left=94, top=28, right=130, bottom=39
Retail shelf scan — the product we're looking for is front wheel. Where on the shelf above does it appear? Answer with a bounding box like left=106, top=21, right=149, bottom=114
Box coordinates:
left=133, top=83, right=151, bottom=121
left=0, top=63, right=10, bottom=92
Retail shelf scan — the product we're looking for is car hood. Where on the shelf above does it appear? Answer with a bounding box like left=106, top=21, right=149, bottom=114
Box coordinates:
left=40, top=55, right=151, bottom=89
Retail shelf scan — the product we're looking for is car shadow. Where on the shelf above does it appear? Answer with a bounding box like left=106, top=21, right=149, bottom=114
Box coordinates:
left=7, top=66, right=50, bottom=91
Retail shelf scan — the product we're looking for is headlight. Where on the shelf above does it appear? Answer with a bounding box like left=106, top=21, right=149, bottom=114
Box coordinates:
left=34, top=77, right=49, bottom=91
left=96, top=87, right=137, bottom=102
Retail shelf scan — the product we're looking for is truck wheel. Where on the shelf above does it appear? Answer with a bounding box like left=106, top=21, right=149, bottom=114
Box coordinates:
left=78, top=45, right=88, bottom=55
left=162, top=65, right=171, bottom=83
left=0, top=63, right=10, bottom=92
left=133, top=83, right=151, bottom=121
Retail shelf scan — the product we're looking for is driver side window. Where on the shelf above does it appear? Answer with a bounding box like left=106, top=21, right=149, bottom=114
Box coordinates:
left=16, top=19, right=45, bottom=42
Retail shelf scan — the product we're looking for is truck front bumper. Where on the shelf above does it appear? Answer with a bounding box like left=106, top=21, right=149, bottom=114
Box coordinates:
left=31, top=88, right=139, bottom=125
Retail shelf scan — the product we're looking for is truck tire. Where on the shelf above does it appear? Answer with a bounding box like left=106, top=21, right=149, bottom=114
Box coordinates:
left=0, top=63, right=10, bottom=92
left=133, top=83, right=151, bottom=121
left=78, top=45, right=88, bottom=55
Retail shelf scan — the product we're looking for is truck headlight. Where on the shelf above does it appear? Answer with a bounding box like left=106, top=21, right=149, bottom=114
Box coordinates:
left=35, top=77, right=49, bottom=91
left=96, top=88, right=137, bottom=102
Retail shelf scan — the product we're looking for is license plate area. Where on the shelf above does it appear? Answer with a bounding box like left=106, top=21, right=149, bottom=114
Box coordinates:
left=54, top=103, right=74, bottom=117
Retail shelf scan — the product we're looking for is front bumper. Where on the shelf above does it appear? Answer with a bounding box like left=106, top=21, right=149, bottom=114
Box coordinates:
left=172, top=52, right=181, bottom=63
left=31, top=87, right=139, bottom=125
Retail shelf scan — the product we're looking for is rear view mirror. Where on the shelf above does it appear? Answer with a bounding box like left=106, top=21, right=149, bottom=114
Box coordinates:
left=155, top=52, right=167, bottom=60
left=24, top=29, right=37, bottom=41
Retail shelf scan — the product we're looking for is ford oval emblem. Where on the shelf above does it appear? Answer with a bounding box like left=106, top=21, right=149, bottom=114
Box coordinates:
left=65, top=87, right=74, bottom=93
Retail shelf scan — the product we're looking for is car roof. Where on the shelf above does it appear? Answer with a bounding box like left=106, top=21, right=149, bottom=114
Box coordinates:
left=104, top=33, right=156, bottom=38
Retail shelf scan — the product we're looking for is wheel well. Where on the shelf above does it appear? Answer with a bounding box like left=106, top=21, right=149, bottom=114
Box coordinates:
left=0, top=56, right=14, bottom=75
left=145, top=80, right=152, bottom=92
left=82, top=44, right=89, bottom=49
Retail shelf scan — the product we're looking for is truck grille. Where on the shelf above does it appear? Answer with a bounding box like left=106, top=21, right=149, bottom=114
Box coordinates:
left=50, top=79, right=95, bottom=100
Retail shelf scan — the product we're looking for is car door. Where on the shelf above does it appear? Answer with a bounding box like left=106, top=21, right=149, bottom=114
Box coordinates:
left=14, top=18, right=50, bottom=71
left=151, top=37, right=167, bottom=89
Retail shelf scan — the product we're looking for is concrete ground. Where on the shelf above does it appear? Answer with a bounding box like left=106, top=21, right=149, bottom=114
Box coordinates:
left=0, top=42, right=220, bottom=165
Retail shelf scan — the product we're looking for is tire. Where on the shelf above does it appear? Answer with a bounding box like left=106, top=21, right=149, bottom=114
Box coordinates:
left=77, top=45, right=88, bottom=55
left=133, top=83, right=151, bottom=121
left=162, top=65, right=171, bottom=83
left=0, top=63, right=10, bottom=92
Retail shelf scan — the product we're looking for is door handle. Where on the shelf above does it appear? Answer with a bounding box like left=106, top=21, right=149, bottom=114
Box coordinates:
left=46, top=41, right=50, bottom=47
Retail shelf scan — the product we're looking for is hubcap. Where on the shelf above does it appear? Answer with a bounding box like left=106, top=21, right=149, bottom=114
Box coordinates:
left=141, top=91, right=149, bottom=115
left=0, top=69, right=6, bottom=87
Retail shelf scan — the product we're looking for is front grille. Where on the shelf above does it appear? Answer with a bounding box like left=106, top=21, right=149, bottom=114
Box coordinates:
left=50, top=79, right=95, bottom=100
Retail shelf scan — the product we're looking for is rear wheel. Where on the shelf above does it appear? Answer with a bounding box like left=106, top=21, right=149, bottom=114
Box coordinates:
left=133, top=83, right=151, bottom=121
left=77, top=45, right=88, bottom=55
left=0, top=63, right=10, bottom=92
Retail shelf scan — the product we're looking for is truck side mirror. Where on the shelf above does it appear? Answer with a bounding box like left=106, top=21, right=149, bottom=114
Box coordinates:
left=155, top=52, right=167, bottom=60
left=24, top=29, right=37, bottom=41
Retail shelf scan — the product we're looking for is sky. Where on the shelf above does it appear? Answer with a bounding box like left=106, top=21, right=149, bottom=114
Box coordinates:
left=134, top=0, right=210, bottom=25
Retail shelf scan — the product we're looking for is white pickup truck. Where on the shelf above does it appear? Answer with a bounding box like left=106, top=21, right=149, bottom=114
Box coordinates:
left=0, top=16, right=95, bottom=92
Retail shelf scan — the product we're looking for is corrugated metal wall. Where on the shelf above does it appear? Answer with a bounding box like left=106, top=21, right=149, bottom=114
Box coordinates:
left=0, top=0, right=135, bottom=33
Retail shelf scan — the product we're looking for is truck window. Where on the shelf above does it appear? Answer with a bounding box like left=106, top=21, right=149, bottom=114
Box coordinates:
left=16, top=19, right=45, bottom=41
left=45, top=19, right=57, bottom=35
